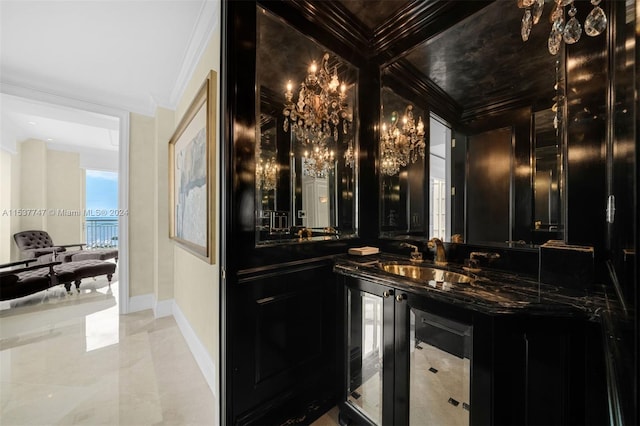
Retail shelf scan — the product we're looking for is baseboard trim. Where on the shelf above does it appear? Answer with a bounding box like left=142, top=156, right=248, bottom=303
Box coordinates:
left=172, top=301, right=217, bottom=400
left=153, top=298, right=174, bottom=318
left=128, top=293, right=153, bottom=313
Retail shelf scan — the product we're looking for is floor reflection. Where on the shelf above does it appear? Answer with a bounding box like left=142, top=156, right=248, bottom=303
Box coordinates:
left=0, top=264, right=217, bottom=425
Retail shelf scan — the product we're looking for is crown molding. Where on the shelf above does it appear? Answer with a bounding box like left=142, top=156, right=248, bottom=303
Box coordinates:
left=0, top=79, right=152, bottom=117
left=168, top=0, right=220, bottom=110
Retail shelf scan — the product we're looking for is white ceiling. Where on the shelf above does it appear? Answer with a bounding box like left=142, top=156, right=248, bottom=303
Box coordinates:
left=0, top=0, right=217, bottom=168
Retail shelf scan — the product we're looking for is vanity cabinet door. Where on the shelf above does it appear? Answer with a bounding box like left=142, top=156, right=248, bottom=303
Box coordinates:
left=341, top=278, right=482, bottom=426
left=343, top=277, right=396, bottom=426
left=395, top=292, right=473, bottom=426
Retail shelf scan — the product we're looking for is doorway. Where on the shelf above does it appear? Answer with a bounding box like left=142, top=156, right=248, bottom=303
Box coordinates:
left=0, top=87, right=130, bottom=314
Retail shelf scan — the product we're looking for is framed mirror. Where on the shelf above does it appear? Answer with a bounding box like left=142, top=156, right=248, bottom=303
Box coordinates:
left=378, top=0, right=565, bottom=246
left=379, top=86, right=428, bottom=237
left=256, top=8, right=358, bottom=245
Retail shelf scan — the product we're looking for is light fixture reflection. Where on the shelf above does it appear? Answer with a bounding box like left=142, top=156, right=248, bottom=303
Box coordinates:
left=380, top=105, right=425, bottom=176
left=283, top=53, right=352, bottom=177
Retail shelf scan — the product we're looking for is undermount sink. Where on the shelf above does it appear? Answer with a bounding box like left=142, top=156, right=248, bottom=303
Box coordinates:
left=378, top=263, right=473, bottom=284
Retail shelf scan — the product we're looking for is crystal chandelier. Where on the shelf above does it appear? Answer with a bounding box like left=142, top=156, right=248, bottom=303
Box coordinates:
left=380, top=106, right=425, bottom=176
left=519, top=0, right=607, bottom=55
left=256, top=157, right=278, bottom=191
left=283, top=53, right=352, bottom=175
left=303, top=145, right=335, bottom=178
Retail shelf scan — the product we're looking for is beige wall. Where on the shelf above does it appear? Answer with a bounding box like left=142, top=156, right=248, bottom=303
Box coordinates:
left=10, top=148, right=21, bottom=261
left=46, top=150, right=83, bottom=245
left=19, top=140, right=48, bottom=232
left=3, top=140, right=84, bottom=261
left=128, top=113, right=156, bottom=297
left=0, top=149, right=17, bottom=262
left=173, top=31, right=220, bottom=362
left=154, top=107, right=175, bottom=302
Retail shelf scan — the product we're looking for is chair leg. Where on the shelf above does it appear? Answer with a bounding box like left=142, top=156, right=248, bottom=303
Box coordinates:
left=107, top=274, right=113, bottom=288
left=64, top=283, right=71, bottom=292
left=75, top=280, right=81, bottom=293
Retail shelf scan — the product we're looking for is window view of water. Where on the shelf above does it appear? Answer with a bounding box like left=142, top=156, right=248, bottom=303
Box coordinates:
left=86, top=170, right=119, bottom=248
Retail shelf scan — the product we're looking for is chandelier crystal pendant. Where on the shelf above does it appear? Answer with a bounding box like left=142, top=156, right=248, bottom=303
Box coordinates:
left=518, top=0, right=606, bottom=55
left=379, top=105, right=426, bottom=176
left=344, top=140, right=356, bottom=169
left=283, top=53, right=352, bottom=175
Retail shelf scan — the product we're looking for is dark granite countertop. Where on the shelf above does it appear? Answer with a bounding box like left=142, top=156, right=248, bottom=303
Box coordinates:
left=334, top=253, right=618, bottom=319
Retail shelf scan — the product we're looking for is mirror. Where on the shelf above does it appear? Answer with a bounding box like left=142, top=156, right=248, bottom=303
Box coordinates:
left=379, top=87, right=427, bottom=236
left=379, top=0, right=564, bottom=246
left=256, top=8, right=357, bottom=245
left=532, top=107, right=564, bottom=244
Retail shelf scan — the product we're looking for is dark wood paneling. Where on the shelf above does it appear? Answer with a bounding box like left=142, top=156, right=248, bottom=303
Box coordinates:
left=610, top=0, right=636, bottom=299
left=254, top=288, right=323, bottom=384
left=373, top=0, right=494, bottom=66
left=452, top=129, right=467, bottom=238
left=231, top=261, right=337, bottom=424
left=564, top=8, right=608, bottom=252
left=382, top=60, right=463, bottom=126
left=259, top=0, right=370, bottom=69
left=467, top=127, right=512, bottom=244
left=222, top=2, right=363, bottom=423
left=464, top=107, right=533, bottom=244
left=358, top=60, right=382, bottom=241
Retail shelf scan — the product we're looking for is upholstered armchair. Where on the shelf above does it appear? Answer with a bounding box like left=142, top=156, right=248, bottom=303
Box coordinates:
left=13, top=230, right=85, bottom=260
left=0, top=259, right=60, bottom=301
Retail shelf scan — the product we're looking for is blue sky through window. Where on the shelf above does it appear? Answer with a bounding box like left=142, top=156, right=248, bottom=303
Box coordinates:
left=86, top=170, right=118, bottom=217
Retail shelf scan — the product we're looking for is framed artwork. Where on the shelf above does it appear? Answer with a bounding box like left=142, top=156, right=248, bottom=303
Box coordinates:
left=169, top=70, right=216, bottom=263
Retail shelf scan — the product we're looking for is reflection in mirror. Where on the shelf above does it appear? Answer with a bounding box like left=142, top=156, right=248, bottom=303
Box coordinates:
left=379, top=87, right=427, bottom=236
left=532, top=107, right=563, bottom=244
left=429, top=114, right=451, bottom=241
left=256, top=112, right=283, bottom=234
left=256, top=8, right=357, bottom=245
left=379, top=0, right=565, bottom=246
left=379, top=86, right=452, bottom=241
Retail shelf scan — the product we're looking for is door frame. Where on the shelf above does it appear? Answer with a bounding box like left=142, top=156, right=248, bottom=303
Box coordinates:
left=0, top=83, right=130, bottom=313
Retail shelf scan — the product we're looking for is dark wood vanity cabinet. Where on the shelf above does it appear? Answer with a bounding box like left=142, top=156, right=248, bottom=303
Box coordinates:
left=338, top=274, right=608, bottom=426
left=339, top=275, right=491, bottom=426
left=229, top=261, right=339, bottom=425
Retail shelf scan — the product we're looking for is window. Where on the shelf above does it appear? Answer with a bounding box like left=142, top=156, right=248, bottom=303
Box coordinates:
left=429, top=114, right=451, bottom=241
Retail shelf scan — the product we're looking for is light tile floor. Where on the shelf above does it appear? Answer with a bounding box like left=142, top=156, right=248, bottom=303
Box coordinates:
left=0, top=267, right=217, bottom=425
left=309, top=406, right=339, bottom=426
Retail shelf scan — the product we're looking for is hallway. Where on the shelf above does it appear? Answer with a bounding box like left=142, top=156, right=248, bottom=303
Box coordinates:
left=0, top=275, right=217, bottom=425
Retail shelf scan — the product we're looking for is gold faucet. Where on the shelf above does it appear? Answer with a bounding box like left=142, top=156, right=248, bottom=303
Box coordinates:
left=400, top=242, right=422, bottom=262
left=427, top=238, right=447, bottom=266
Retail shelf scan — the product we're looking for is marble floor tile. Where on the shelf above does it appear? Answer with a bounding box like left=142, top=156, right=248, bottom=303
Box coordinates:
left=0, top=270, right=217, bottom=426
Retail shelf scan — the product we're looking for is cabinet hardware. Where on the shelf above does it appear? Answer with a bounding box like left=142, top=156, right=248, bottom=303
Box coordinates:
left=395, top=293, right=407, bottom=302
left=383, top=290, right=394, bottom=298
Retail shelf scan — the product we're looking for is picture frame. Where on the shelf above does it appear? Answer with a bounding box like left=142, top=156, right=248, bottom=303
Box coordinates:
left=169, top=70, right=216, bottom=263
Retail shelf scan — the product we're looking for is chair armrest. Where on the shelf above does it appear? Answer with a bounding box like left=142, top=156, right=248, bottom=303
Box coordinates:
left=0, top=261, right=61, bottom=276
left=0, top=259, right=38, bottom=269
left=26, top=247, right=63, bottom=258
left=57, top=243, right=86, bottom=250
